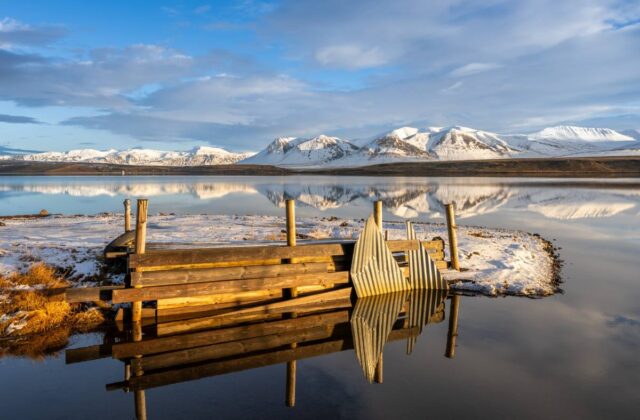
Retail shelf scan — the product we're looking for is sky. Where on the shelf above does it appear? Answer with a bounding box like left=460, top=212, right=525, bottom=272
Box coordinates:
left=0, top=0, right=639, bottom=152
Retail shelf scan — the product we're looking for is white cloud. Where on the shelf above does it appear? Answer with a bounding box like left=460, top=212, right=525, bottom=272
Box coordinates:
left=450, top=62, right=502, bottom=77
left=315, top=44, right=389, bottom=69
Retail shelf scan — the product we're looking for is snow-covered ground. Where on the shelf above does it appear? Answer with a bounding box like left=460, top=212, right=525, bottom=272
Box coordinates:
left=0, top=214, right=558, bottom=297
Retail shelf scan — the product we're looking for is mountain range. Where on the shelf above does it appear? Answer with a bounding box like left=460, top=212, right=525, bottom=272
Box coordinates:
left=1, top=125, right=639, bottom=167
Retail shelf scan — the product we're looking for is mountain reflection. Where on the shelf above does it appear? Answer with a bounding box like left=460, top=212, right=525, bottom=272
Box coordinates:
left=1, top=177, right=639, bottom=220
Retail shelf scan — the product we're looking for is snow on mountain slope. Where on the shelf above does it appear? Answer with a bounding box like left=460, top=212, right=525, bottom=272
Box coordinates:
left=529, top=126, right=634, bottom=142
left=426, top=126, right=517, bottom=160
left=3, top=124, right=639, bottom=168
left=11, top=146, right=252, bottom=166
left=240, top=135, right=359, bottom=166
left=352, top=128, right=434, bottom=163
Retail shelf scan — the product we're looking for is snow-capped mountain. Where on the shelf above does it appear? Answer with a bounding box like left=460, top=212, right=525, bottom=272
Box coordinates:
left=2, top=124, right=638, bottom=168
left=426, top=126, right=517, bottom=160
left=504, top=125, right=638, bottom=157
left=528, top=126, right=635, bottom=142
left=9, top=146, right=253, bottom=166
left=240, top=135, right=359, bottom=166
left=350, top=127, right=434, bottom=163
left=240, top=124, right=639, bottom=167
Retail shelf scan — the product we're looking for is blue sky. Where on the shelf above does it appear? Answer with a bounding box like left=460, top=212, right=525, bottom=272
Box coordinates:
left=0, top=0, right=639, bottom=152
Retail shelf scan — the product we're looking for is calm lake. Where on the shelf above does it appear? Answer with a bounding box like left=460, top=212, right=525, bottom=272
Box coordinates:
left=1, top=175, right=639, bottom=419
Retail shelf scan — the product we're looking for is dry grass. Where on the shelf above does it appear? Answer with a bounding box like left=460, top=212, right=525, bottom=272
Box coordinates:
left=1, top=264, right=106, bottom=357
left=0, top=263, right=68, bottom=289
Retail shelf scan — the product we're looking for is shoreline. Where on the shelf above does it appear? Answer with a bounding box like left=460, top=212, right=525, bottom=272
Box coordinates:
left=1, top=156, right=639, bottom=177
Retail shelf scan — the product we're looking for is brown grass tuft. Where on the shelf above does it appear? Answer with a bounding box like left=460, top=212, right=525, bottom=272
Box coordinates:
left=1, top=264, right=107, bottom=358
left=0, top=263, right=68, bottom=289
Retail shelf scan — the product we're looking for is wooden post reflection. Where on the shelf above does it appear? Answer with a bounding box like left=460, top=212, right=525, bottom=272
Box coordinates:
left=445, top=295, right=461, bottom=359
left=133, top=321, right=147, bottom=420
left=374, top=355, right=383, bottom=384
left=286, top=359, right=296, bottom=407
left=373, top=200, right=385, bottom=384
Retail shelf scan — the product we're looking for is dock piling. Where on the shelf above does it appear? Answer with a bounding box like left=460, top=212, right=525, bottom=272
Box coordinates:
left=445, top=203, right=460, bottom=271
left=132, top=199, right=148, bottom=322
left=124, top=199, right=131, bottom=232
left=374, top=200, right=383, bottom=231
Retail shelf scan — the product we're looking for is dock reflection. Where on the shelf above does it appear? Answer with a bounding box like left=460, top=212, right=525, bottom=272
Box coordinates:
left=66, top=290, right=462, bottom=419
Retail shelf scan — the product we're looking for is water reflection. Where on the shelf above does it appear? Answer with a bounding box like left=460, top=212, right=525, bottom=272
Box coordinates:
left=67, top=290, right=458, bottom=418
left=1, top=176, right=638, bottom=220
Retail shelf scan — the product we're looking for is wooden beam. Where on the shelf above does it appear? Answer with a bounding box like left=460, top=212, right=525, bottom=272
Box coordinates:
left=156, top=288, right=353, bottom=336
left=65, top=285, right=123, bottom=303
left=112, top=310, right=350, bottom=359
left=126, top=340, right=348, bottom=391
left=128, top=240, right=440, bottom=269
left=112, top=271, right=350, bottom=303
left=65, top=344, right=112, bottom=364
left=131, top=261, right=336, bottom=287
left=131, top=324, right=346, bottom=372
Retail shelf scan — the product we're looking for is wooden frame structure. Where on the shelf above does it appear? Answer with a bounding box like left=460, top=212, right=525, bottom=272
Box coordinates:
left=68, top=199, right=460, bottom=323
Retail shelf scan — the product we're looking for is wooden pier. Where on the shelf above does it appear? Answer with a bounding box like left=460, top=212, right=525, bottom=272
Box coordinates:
left=71, top=199, right=460, bottom=322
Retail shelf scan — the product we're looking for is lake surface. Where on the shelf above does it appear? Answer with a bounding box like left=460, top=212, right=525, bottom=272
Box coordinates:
left=1, top=175, right=639, bottom=419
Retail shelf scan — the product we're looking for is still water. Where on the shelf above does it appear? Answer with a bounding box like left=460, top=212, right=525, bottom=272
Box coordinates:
left=1, top=176, right=639, bottom=419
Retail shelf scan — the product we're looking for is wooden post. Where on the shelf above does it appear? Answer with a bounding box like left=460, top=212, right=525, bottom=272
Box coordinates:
left=445, top=294, right=461, bottom=359
left=374, top=200, right=383, bottom=232
left=132, top=199, right=148, bottom=322
left=124, top=199, right=131, bottom=232
left=445, top=203, right=460, bottom=271
left=284, top=199, right=298, bottom=299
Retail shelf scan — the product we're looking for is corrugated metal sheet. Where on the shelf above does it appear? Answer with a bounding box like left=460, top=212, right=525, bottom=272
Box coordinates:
left=350, top=291, right=408, bottom=382
left=405, top=289, right=448, bottom=354
left=406, top=221, right=448, bottom=290
left=350, top=215, right=410, bottom=297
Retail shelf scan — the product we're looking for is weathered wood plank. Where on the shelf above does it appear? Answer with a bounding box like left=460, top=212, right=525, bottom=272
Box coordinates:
left=157, top=289, right=283, bottom=311
left=65, top=285, right=123, bottom=303
left=112, top=310, right=350, bottom=359
left=156, top=288, right=353, bottom=336
left=128, top=240, right=440, bottom=269
left=65, top=344, right=112, bottom=364
left=132, top=323, right=348, bottom=371
left=131, top=261, right=337, bottom=287
left=113, top=272, right=350, bottom=303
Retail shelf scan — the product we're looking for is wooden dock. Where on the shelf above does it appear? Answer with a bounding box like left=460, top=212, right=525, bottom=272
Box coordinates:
left=69, top=198, right=460, bottom=322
